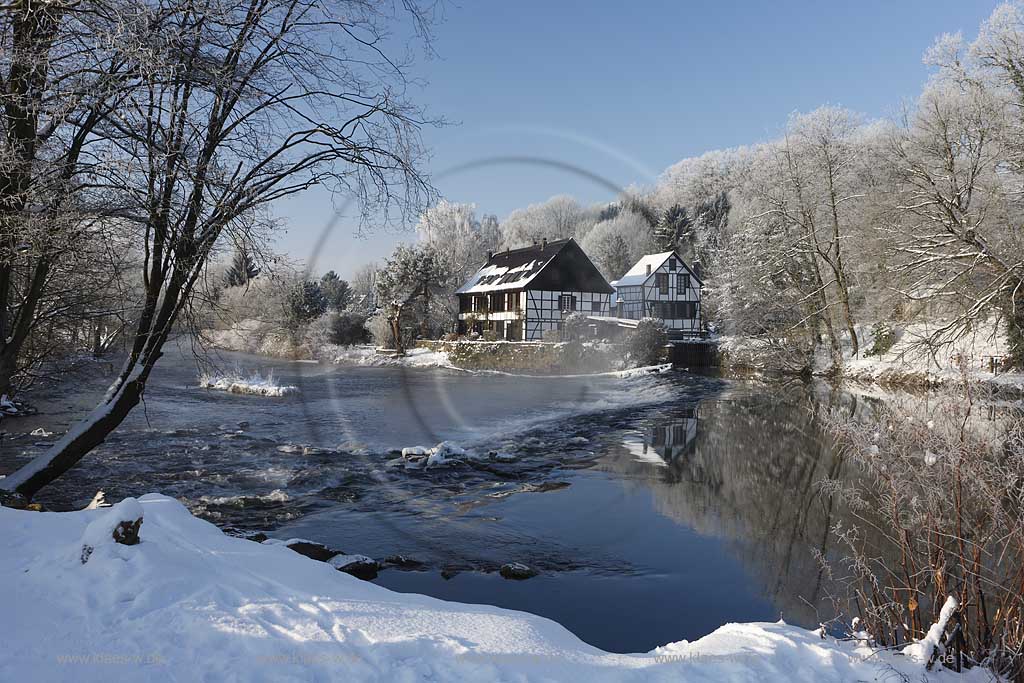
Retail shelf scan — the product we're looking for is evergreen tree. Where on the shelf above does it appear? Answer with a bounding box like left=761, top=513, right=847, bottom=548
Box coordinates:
left=653, top=205, right=691, bottom=252
left=284, top=281, right=328, bottom=326
left=320, top=271, right=352, bottom=310
left=224, top=249, right=260, bottom=287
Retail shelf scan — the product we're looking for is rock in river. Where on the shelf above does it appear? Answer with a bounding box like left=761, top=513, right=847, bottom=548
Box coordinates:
left=328, top=553, right=380, bottom=580
left=499, top=562, right=538, bottom=580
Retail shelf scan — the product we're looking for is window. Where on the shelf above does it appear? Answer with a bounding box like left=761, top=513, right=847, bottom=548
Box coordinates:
left=668, top=258, right=677, bottom=271
left=506, top=292, right=518, bottom=311
left=653, top=302, right=697, bottom=319
left=459, top=296, right=472, bottom=313
left=559, top=294, right=577, bottom=312
left=677, top=273, right=690, bottom=291
left=655, top=273, right=669, bottom=295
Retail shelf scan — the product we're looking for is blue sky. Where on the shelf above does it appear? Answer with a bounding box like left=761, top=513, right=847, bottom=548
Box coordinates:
left=274, top=0, right=999, bottom=278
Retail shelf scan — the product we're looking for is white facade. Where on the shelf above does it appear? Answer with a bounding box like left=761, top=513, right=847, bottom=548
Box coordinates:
left=523, top=289, right=611, bottom=341
left=612, top=251, right=702, bottom=335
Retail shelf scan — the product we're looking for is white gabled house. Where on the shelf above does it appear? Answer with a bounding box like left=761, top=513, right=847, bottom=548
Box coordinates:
left=456, top=238, right=614, bottom=341
left=611, top=250, right=703, bottom=336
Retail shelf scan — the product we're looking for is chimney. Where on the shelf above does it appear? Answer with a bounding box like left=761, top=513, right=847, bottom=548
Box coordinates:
left=541, top=238, right=547, bottom=251
left=486, top=250, right=493, bottom=261
left=645, top=264, right=651, bottom=276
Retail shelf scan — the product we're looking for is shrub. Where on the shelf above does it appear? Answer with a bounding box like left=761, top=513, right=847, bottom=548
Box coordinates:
left=561, top=312, right=589, bottom=342
left=866, top=322, right=897, bottom=356
left=364, top=310, right=417, bottom=350
left=823, top=389, right=1024, bottom=679
left=305, top=311, right=368, bottom=349
left=626, top=317, right=668, bottom=366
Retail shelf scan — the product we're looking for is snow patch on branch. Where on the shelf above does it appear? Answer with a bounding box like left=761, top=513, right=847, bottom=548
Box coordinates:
left=903, top=595, right=959, bottom=664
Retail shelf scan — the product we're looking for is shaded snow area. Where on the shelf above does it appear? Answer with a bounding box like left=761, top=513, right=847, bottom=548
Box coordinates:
left=1, top=495, right=988, bottom=682
left=720, top=317, right=1023, bottom=391
left=197, top=369, right=298, bottom=396
left=328, top=344, right=452, bottom=368
left=840, top=319, right=1021, bottom=389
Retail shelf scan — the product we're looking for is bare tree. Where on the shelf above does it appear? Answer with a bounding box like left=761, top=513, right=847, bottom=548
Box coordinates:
left=886, top=67, right=1022, bottom=362
left=0, top=0, right=145, bottom=396
left=1, top=0, right=436, bottom=500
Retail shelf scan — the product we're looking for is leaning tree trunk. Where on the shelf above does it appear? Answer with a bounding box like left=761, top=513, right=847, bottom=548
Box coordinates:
left=0, top=355, right=156, bottom=500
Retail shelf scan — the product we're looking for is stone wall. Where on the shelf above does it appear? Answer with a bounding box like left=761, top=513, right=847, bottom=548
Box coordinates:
left=419, top=340, right=623, bottom=374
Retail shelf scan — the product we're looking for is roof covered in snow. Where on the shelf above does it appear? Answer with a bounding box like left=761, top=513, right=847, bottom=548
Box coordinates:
left=456, top=238, right=613, bottom=295
left=611, top=250, right=703, bottom=288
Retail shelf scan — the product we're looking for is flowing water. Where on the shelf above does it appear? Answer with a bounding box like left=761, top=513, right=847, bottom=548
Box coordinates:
left=0, top=342, right=879, bottom=653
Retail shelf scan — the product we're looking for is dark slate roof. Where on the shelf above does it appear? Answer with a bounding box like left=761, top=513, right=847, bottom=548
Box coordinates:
left=456, top=238, right=614, bottom=295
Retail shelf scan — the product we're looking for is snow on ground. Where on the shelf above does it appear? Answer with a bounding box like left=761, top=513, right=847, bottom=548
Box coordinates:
left=721, top=318, right=1023, bottom=391
left=197, top=369, right=298, bottom=397
left=1, top=494, right=988, bottom=682
left=842, top=320, right=1023, bottom=390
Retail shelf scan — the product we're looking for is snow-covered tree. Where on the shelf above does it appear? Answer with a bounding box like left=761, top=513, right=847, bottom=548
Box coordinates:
left=416, top=200, right=497, bottom=285
left=499, top=195, right=592, bottom=249
left=350, top=263, right=379, bottom=312
left=374, top=245, right=447, bottom=354
left=580, top=212, right=657, bottom=280
left=0, top=0, right=438, bottom=501
left=886, top=10, right=1024, bottom=367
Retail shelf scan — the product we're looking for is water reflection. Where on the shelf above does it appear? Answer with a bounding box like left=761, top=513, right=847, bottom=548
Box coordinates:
left=597, top=383, right=885, bottom=631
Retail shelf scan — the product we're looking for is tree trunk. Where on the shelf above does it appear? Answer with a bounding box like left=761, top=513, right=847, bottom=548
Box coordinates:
left=1007, top=287, right=1024, bottom=370
left=0, top=357, right=154, bottom=500
left=389, top=309, right=405, bottom=355
left=0, top=354, right=17, bottom=399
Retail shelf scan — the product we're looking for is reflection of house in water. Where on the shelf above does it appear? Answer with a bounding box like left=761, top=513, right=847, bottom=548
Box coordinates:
left=645, top=406, right=699, bottom=462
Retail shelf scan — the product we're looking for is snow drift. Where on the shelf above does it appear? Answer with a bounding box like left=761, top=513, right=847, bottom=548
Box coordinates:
left=0, top=495, right=985, bottom=682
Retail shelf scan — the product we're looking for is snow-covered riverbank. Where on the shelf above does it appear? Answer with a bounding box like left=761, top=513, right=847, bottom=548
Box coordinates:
left=0, top=495, right=985, bottom=682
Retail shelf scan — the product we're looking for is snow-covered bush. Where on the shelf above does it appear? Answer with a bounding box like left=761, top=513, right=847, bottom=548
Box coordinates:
left=823, top=388, right=1024, bottom=678
left=626, top=318, right=668, bottom=367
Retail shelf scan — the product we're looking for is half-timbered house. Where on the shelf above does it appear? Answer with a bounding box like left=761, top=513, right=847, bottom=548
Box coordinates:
left=611, top=250, right=702, bottom=336
left=456, top=238, right=614, bottom=341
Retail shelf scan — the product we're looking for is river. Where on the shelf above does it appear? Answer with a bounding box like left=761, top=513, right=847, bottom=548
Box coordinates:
left=0, top=342, right=880, bottom=653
